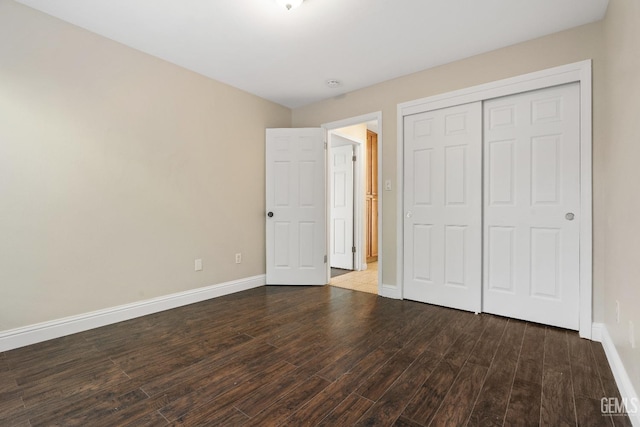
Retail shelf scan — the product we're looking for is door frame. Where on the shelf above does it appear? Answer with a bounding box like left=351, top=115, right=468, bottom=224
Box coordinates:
left=396, top=60, right=593, bottom=338
left=323, top=112, right=383, bottom=295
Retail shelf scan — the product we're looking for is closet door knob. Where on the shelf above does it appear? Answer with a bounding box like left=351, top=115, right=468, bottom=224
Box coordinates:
left=267, top=212, right=274, bottom=218
left=565, top=212, right=574, bottom=221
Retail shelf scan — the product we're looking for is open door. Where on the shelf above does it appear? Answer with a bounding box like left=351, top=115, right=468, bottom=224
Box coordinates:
left=330, top=144, right=355, bottom=270
left=266, top=128, right=327, bottom=285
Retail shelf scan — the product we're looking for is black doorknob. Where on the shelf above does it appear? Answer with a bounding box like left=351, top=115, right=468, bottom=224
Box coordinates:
left=267, top=212, right=274, bottom=218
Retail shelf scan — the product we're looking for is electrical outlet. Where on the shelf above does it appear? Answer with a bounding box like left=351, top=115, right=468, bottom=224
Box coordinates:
left=630, top=321, right=636, bottom=349
left=616, top=300, right=621, bottom=324
left=235, top=253, right=242, bottom=264
left=385, top=179, right=392, bottom=191
left=195, top=258, right=203, bottom=271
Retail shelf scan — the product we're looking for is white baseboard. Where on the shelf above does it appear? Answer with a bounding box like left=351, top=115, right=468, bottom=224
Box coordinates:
left=380, top=283, right=402, bottom=299
left=592, top=322, right=640, bottom=426
left=592, top=322, right=604, bottom=342
left=0, top=275, right=265, bottom=352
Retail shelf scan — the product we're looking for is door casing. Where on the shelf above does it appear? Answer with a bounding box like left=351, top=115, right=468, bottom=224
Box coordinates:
left=397, top=60, right=593, bottom=338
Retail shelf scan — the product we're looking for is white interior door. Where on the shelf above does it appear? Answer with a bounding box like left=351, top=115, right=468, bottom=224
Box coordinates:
left=266, top=128, right=327, bottom=285
left=330, top=144, right=354, bottom=270
left=483, top=83, right=580, bottom=330
left=403, top=102, right=482, bottom=312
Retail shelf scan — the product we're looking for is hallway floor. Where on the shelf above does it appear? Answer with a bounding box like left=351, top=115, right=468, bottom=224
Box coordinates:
left=330, top=262, right=378, bottom=295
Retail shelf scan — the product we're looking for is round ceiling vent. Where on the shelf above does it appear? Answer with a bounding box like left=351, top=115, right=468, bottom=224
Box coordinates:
left=326, top=79, right=342, bottom=88
left=276, top=0, right=303, bottom=10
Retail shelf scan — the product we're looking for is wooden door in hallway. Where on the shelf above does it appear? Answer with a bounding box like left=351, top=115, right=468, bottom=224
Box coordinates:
left=366, top=130, right=378, bottom=263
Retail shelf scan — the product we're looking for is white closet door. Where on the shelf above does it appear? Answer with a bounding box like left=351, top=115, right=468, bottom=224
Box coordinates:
left=483, top=83, right=580, bottom=330
left=403, top=102, right=482, bottom=312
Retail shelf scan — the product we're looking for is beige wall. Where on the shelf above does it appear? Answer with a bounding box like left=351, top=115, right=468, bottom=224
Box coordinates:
left=602, top=0, right=640, bottom=398
left=333, top=124, right=367, bottom=143
left=293, top=22, right=606, bottom=323
left=0, top=1, right=291, bottom=330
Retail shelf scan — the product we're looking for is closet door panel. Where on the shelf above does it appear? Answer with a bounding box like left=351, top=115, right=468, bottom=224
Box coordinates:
left=403, top=102, right=482, bottom=312
left=483, top=83, right=581, bottom=330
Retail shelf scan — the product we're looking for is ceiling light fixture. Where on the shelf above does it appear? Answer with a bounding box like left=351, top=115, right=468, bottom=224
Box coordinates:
left=326, top=79, right=342, bottom=88
left=276, top=0, right=303, bottom=11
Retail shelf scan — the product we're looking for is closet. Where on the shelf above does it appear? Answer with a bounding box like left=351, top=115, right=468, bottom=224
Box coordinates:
left=403, top=82, right=581, bottom=331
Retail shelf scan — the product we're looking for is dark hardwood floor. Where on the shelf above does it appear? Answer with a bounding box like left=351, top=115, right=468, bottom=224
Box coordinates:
left=0, top=285, right=632, bottom=426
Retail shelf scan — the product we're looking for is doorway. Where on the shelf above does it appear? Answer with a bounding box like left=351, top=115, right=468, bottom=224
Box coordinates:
left=325, top=113, right=382, bottom=295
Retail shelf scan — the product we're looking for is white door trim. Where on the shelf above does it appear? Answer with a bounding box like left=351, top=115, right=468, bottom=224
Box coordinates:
left=397, top=60, right=593, bottom=338
left=323, top=112, right=384, bottom=296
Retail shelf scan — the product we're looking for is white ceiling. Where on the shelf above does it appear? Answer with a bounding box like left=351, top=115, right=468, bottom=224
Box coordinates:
left=15, top=0, right=608, bottom=108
